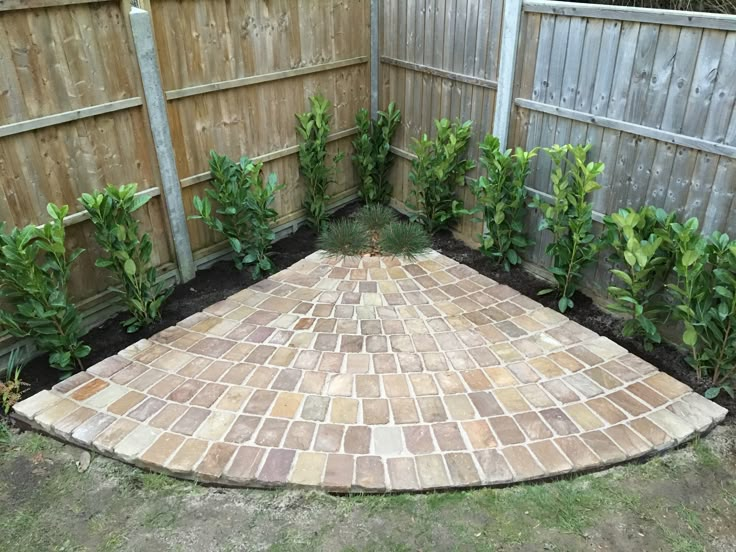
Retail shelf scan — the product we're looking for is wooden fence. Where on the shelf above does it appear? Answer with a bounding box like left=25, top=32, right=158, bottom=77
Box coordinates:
left=0, top=0, right=175, bottom=338
left=381, top=0, right=736, bottom=297
left=0, top=0, right=370, bottom=357
left=146, top=0, right=369, bottom=262
left=379, top=0, right=505, bottom=241
left=511, top=0, right=736, bottom=292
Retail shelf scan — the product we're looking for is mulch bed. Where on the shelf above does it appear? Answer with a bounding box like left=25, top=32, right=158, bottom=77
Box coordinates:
left=14, top=201, right=734, bottom=419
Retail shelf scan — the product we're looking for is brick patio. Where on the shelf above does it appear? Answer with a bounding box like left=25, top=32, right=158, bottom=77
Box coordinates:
left=13, top=251, right=728, bottom=492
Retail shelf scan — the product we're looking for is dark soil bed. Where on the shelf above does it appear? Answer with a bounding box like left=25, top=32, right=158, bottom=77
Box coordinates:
left=15, top=201, right=734, bottom=419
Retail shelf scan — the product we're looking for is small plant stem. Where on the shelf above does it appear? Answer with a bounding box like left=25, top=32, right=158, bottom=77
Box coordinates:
left=561, top=235, right=580, bottom=303
left=712, top=294, right=735, bottom=386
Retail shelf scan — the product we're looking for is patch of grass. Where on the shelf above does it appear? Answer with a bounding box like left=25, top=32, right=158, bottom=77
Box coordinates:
left=17, top=432, right=53, bottom=454
left=137, top=471, right=197, bottom=495
left=0, top=420, right=11, bottom=445
left=691, top=438, right=720, bottom=468
left=100, top=532, right=127, bottom=552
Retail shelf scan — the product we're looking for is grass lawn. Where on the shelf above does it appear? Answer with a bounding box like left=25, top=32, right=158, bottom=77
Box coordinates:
left=1, top=422, right=735, bottom=551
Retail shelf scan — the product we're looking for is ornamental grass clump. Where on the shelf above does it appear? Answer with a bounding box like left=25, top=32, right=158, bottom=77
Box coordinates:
left=296, top=94, right=344, bottom=231
left=352, top=102, right=401, bottom=205
left=317, top=219, right=370, bottom=257
left=408, top=118, right=475, bottom=234
left=602, top=206, right=675, bottom=350
left=319, top=205, right=429, bottom=259
left=80, top=183, right=172, bottom=333
left=192, top=151, right=282, bottom=279
left=469, top=134, right=537, bottom=270
left=531, top=144, right=603, bottom=313
left=378, top=221, right=431, bottom=261
left=668, top=219, right=736, bottom=399
left=0, top=204, right=89, bottom=374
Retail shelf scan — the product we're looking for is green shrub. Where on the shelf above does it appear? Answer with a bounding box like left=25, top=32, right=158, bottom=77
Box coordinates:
left=602, top=206, right=675, bottom=350
left=668, top=220, right=736, bottom=398
left=531, top=144, right=603, bottom=313
left=317, top=219, right=370, bottom=257
left=355, top=203, right=398, bottom=234
left=0, top=204, right=89, bottom=374
left=80, top=184, right=171, bottom=333
left=296, top=94, right=344, bottom=231
left=379, top=221, right=431, bottom=260
left=352, top=102, right=402, bottom=205
left=469, top=134, right=537, bottom=270
left=408, top=118, right=475, bottom=234
left=192, top=151, right=282, bottom=279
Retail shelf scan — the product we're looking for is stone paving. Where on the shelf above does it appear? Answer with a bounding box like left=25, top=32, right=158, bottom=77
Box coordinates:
left=13, top=251, right=728, bottom=492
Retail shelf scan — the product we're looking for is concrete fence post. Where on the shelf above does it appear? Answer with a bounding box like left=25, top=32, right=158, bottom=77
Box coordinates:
left=370, top=0, right=379, bottom=118
left=492, top=0, right=523, bottom=150
left=129, top=6, right=196, bottom=283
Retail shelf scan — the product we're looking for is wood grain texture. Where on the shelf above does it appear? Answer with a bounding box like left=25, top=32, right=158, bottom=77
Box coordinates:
left=509, top=7, right=736, bottom=283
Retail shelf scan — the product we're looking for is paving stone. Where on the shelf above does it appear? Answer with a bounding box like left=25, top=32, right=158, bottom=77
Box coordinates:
left=70, top=412, right=116, bottom=445
left=387, top=457, right=420, bottom=490
left=554, top=436, right=601, bottom=469
left=223, top=445, right=265, bottom=483
left=373, top=426, right=403, bottom=455
left=462, top=420, right=497, bottom=448
left=323, top=454, right=355, bottom=492
left=363, top=399, right=390, bottom=424
left=629, top=418, right=674, bottom=450
left=258, top=448, right=296, bottom=485
left=514, top=412, right=553, bottom=440
left=580, top=431, right=626, bottom=463
left=605, top=424, right=650, bottom=458
left=331, top=398, right=359, bottom=424
left=445, top=452, right=481, bottom=486
left=432, top=422, right=467, bottom=451
left=528, top=440, right=572, bottom=475
left=489, top=416, right=526, bottom=445
left=171, top=407, right=210, bottom=436
left=95, top=418, right=139, bottom=454
left=54, top=407, right=97, bottom=439
left=315, top=424, right=345, bottom=452
left=290, top=452, right=327, bottom=486
left=355, top=456, right=386, bottom=491
left=415, top=454, right=451, bottom=488
left=140, top=432, right=186, bottom=467
left=35, top=399, right=79, bottom=431
left=540, top=408, right=579, bottom=436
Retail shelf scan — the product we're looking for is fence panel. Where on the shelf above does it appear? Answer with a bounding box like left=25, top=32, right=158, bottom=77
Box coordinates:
left=379, top=0, right=505, bottom=242
left=148, top=0, right=371, bottom=260
left=0, top=0, right=175, bottom=339
left=511, top=1, right=736, bottom=294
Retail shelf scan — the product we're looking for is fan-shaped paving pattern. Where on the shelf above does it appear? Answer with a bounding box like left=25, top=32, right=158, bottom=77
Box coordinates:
left=14, top=251, right=728, bottom=492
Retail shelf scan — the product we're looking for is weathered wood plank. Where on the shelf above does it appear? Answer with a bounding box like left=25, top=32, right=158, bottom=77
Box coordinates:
left=165, top=56, right=369, bottom=101
left=522, top=0, right=736, bottom=32
left=515, top=98, right=736, bottom=159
